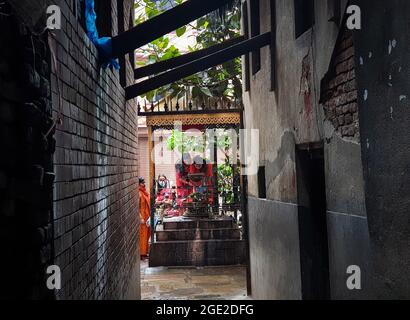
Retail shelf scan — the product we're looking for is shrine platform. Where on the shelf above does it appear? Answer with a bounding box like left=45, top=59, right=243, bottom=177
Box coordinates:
left=149, top=216, right=246, bottom=267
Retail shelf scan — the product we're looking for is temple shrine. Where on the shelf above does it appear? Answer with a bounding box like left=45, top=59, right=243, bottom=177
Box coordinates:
left=141, top=102, right=247, bottom=267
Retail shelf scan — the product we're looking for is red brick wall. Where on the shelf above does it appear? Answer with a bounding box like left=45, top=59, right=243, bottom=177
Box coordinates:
left=321, top=29, right=359, bottom=140
left=51, top=0, right=140, bottom=299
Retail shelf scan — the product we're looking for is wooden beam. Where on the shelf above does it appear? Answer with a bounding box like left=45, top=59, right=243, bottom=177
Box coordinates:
left=112, top=0, right=233, bottom=57
left=213, top=132, right=219, bottom=213
left=148, top=126, right=155, bottom=243
left=139, top=109, right=242, bottom=117
left=250, top=0, right=261, bottom=75
left=270, top=0, right=277, bottom=91
left=242, top=1, right=250, bottom=92
left=126, top=32, right=271, bottom=100
left=134, top=36, right=245, bottom=80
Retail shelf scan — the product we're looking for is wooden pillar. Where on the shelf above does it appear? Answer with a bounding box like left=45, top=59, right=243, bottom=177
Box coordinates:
left=148, top=126, right=156, bottom=244
left=233, top=128, right=240, bottom=221
left=213, top=129, right=219, bottom=214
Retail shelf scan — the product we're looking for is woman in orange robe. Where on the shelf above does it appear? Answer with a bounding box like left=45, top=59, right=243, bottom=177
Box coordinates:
left=139, top=177, right=151, bottom=258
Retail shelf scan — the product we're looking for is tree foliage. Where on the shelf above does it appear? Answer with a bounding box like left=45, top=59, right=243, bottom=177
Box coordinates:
left=134, top=0, right=242, bottom=102
left=217, top=163, right=240, bottom=204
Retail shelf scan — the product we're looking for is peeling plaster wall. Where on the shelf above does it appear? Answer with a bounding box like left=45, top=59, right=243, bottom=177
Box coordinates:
left=243, top=0, right=369, bottom=299
left=243, top=0, right=341, bottom=202
left=242, top=0, right=278, bottom=199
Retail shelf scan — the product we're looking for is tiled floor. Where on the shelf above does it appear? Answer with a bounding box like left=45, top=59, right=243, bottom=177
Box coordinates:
left=140, top=260, right=249, bottom=300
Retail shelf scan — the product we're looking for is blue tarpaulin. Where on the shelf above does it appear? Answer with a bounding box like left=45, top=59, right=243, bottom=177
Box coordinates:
left=85, top=0, right=120, bottom=69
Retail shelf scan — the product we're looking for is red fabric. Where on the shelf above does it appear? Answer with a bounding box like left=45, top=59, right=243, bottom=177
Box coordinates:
left=139, top=185, right=151, bottom=256
left=189, top=163, right=213, bottom=177
left=175, top=163, right=192, bottom=198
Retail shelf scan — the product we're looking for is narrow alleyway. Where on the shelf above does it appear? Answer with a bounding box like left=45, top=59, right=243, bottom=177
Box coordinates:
left=2, top=0, right=410, bottom=302
left=140, top=260, right=248, bottom=300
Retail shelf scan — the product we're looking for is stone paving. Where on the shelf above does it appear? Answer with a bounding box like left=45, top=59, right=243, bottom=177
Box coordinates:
left=140, top=260, right=249, bottom=300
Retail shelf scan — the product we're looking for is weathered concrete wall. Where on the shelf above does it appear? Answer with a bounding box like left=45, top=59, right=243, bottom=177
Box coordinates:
left=353, top=0, right=410, bottom=299
left=243, top=0, right=337, bottom=299
left=324, top=132, right=370, bottom=299
left=243, top=0, right=369, bottom=299
left=242, top=0, right=278, bottom=199
left=51, top=0, right=140, bottom=299
left=248, top=197, right=301, bottom=300
left=243, top=0, right=342, bottom=200
left=320, top=25, right=370, bottom=299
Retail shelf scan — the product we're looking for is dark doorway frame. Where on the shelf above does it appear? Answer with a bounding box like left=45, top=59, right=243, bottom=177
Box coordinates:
left=295, top=142, right=331, bottom=300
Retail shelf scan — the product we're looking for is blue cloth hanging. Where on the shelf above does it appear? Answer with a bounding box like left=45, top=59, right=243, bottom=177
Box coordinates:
left=85, top=0, right=120, bottom=70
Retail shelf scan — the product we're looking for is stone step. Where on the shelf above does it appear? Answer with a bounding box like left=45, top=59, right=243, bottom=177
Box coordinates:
left=149, top=239, right=246, bottom=267
left=163, top=218, right=234, bottom=230
left=156, top=228, right=241, bottom=241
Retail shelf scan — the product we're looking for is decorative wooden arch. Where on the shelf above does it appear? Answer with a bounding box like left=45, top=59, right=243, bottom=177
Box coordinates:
left=146, top=111, right=241, bottom=128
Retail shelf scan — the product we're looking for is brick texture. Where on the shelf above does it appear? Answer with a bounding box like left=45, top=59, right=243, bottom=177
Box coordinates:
left=321, top=29, right=359, bottom=140
left=50, top=0, right=139, bottom=299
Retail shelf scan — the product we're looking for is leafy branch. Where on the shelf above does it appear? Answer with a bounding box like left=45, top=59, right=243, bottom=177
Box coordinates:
left=134, top=0, right=242, bottom=102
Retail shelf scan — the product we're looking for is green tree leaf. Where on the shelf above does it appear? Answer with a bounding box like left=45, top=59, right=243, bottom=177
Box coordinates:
left=176, top=26, right=187, bottom=37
